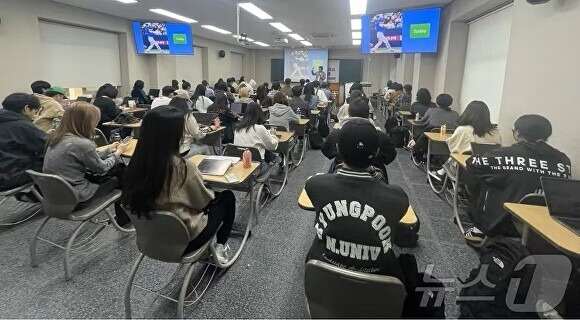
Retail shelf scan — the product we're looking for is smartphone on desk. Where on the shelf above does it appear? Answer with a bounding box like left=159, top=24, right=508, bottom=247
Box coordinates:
left=121, top=136, right=133, bottom=144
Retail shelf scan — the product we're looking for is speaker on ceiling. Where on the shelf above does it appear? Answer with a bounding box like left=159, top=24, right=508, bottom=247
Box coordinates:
left=218, top=50, right=226, bottom=58
left=526, top=0, right=550, bottom=4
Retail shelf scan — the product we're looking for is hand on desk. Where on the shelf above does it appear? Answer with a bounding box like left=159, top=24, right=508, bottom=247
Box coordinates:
left=108, top=142, right=120, bottom=153
left=210, top=124, right=220, bottom=131
left=114, top=142, right=129, bottom=156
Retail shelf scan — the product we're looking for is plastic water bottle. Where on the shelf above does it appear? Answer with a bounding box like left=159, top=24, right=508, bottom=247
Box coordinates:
left=242, top=149, right=251, bottom=169
left=441, top=124, right=447, bottom=136
left=296, top=107, right=301, bottom=117
left=415, top=113, right=420, bottom=121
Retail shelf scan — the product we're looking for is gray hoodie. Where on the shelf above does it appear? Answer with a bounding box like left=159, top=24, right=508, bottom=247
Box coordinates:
left=268, top=103, right=300, bottom=131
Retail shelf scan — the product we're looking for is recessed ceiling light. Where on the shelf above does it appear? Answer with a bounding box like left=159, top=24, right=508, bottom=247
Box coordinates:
left=254, top=41, right=270, bottom=47
left=115, top=0, right=138, bottom=3
left=270, top=22, right=292, bottom=33
left=288, top=33, right=305, bottom=41
left=201, top=25, right=231, bottom=34
left=352, top=39, right=361, bottom=46
left=149, top=9, right=197, bottom=23
left=349, top=0, right=367, bottom=15
left=351, top=18, right=362, bottom=31
left=238, top=2, right=273, bottom=20
left=301, top=41, right=312, bottom=47
left=352, top=31, right=362, bottom=39
left=233, top=35, right=255, bottom=42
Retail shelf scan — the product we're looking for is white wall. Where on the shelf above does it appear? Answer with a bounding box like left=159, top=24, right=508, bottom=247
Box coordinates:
left=499, top=0, right=580, bottom=177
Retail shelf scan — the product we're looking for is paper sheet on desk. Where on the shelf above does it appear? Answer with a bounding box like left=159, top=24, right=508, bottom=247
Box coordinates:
left=206, top=155, right=241, bottom=164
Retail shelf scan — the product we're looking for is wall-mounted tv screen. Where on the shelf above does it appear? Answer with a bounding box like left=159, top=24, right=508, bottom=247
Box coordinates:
left=132, top=21, right=194, bottom=55
left=283, top=49, right=329, bottom=82
left=361, top=7, right=441, bottom=54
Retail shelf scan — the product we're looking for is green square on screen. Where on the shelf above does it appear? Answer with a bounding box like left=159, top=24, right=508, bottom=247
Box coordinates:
left=410, top=24, right=431, bottom=39
left=173, top=34, right=187, bottom=44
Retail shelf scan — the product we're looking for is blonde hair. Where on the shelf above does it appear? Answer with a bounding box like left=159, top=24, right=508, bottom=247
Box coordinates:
left=48, top=102, right=101, bottom=146
left=239, top=86, right=250, bottom=98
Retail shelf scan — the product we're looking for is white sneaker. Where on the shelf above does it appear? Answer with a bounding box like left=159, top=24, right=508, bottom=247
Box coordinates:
left=214, top=243, right=230, bottom=265
left=464, top=227, right=485, bottom=243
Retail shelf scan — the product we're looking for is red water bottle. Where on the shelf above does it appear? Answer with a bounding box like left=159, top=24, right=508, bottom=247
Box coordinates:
left=242, top=149, right=251, bottom=169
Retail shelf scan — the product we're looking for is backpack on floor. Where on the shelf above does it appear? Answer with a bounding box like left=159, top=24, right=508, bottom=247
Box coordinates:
left=457, top=237, right=538, bottom=318
left=394, top=219, right=419, bottom=248
left=389, top=126, right=410, bottom=148
left=309, top=128, right=324, bottom=149
left=385, top=115, right=399, bottom=133
left=317, top=113, right=329, bottom=138
left=398, top=254, right=446, bottom=318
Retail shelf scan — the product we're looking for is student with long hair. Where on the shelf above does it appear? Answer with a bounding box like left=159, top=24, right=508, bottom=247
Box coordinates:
left=431, top=101, right=502, bottom=181
left=131, top=80, right=150, bottom=105
left=191, top=84, right=213, bottom=113
left=268, top=92, right=299, bottom=131
left=256, top=85, right=273, bottom=108
left=171, top=79, right=179, bottom=91
left=123, top=106, right=235, bottom=263
left=302, top=83, right=319, bottom=109
left=208, top=93, right=238, bottom=143
left=234, top=103, right=279, bottom=175
left=410, top=88, right=437, bottom=117
left=94, top=85, right=121, bottom=139
left=168, top=95, right=216, bottom=157
left=43, top=102, right=130, bottom=225
left=337, top=90, right=364, bottom=124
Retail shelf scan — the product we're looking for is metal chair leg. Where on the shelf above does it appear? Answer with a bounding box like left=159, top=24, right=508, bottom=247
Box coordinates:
left=30, top=216, right=51, bottom=267
left=105, top=207, right=135, bottom=233
left=124, top=253, right=145, bottom=319
left=64, top=219, right=91, bottom=280
left=177, top=263, right=197, bottom=319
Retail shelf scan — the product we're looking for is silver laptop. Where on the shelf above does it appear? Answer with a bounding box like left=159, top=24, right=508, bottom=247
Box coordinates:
left=541, top=177, right=580, bottom=234
left=197, top=159, right=232, bottom=176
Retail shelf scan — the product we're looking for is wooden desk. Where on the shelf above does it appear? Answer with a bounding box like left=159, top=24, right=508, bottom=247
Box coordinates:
left=424, top=131, right=452, bottom=142
left=451, top=153, right=469, bottom=168
left=276, top=131, right=295, bottom=143
left=96, top=139, right=138, bottom=157
left=333, top=123, right=381, bottom=131
left=298, top=119, right=310, bottom=126
left=399, top=111, right=412, bottom=117
left=311, top=110, right=320, bottom=115
left=504, top=203, right=580, bottom=256
left=102, top=120, right=142, bottom=129
left=298, top=188, right=418, bottom=226
left=189, top=155, right=260, bottom=185
left=450, top=153, right=471, bottom=235
left=121, top=108, right=148, bottom=114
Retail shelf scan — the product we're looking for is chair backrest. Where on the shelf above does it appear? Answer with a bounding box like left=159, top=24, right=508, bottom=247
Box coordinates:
left=126, top=210, right=193, bottom=263
left=93, top=128, right=109, bottom=147
left=263, top=124, right=288, bottom=132
left=222, top=145, right=261, bottom=161
left=430, top=127, right=456, bottom=134
left=304, top=260, right=406, bottom=318
left=193, top=112, right=218, bottom=126
left=26, top=170, right=79, bottom=220
left=519, top=193, right=546, bottom=206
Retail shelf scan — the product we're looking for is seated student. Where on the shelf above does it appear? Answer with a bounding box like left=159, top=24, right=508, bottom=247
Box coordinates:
left=202, top=80, right=215, bottom=98
left=411, top=94, right=459, bottom=156
left=299, top=79, right=306, bottom=93
left=208, top=93, right=238, bottom=143
left=383, top=80, right=394, bottom=100
left=395, top=84, right=412, bottom=112
left=388, top=82, right=403, bottom=105
left=191, top=84, right=213, bottom=113
left=312, top=81, right=329, bottom=104
left=123, top=106, right=235, bottom=263
left=302, top=83, right=319, bottom=110
left=281, top=78, right=293, bottom=97
left=323, top=99, right=396, bottom=179
left=256, top=85, right=273, bottom=108
left=214, top=81, right=236, bottom=104
left=43, top=102, right=130, bottom=225
left=131, top=80, right=151, bottom=105
left=267, top=81, right=281, bottom=98
left=463, top=115, right=571, bottom=243
left=171, top=79, right=180, bottom=91
left=168, top=96, right=215, bottom=157
left=151, top=86, right=176, bottom=109
left=236, top=87, right=254, bottom=104
left=94, top=85, right=122, bottom=139
left=234, top=103, right=279, bottom=175
left=268, top=92, right=300, bottom=131
left=410, top=88, right=437, bottom=118
left=288, top=86, right=311, bottom=119
left=181, top=80, right=192, bottom=97
left=0, top=93, right=47, bottom=200
left=320, top=82, right=334, bottom=101
left=32, top=83, right=65, bottom=133
left=305, top=120, right=409, bottom=278
left=337, top=90, right=364, bottom=125
left=430, top=101, right=502, bottom=181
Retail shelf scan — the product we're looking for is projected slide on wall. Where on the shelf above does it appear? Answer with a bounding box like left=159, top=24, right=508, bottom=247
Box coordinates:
left=132, top=21, right=194, bottom=55
left=361, top=7, right=441, bottom=54
left=284, top=49, right=329, bottom=82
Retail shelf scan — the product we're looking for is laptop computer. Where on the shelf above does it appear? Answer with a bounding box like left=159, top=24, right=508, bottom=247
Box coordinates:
left=148, top=89, right=160, bottom=98
left=471, top=142, right=501, bottom=155
left=197, top=158, right=232, bottom=176
left=541, top=176, right=580, bottom=234
left=193, top=112, right=218, bottom=126
left=230, top=102, right=247, bottom=115
left=76, top=96, right=92, bottom=103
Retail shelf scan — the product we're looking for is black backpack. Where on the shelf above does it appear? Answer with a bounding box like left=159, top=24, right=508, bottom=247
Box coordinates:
left=385, top=115, right=399, bottom=133
left=317, top=113, right=329, bottom=138
left=309, top=128, right=324, bottom=149
left=457, top=237, right=538, bottom=318
left=399, top=254, right=446, bottom=318
left=389, top=126, right=410, bottom=148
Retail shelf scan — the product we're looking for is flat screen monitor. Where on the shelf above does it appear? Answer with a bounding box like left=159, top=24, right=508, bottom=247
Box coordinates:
left=361, top=7, right=441, bottom=54
left=132, top=21, right=194, bottom=55
left=283, top=49, right=329, bottom=83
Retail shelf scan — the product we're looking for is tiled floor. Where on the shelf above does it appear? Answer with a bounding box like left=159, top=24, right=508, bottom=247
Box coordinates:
left=0, top=111, right=479, bottom=318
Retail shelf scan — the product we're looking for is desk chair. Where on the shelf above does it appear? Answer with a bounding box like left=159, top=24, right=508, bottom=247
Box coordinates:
left=26, top=170, right=134, bottom=280
left=93, top=128, right=109, bottom=147
left=124, top=211, right=224, bottom=319
left=222, top=146, right=279, bottom=212
left=305, top=260, right=406, bottom=318
left=290, top=122, right=309, bottom=167
left=0, top=183, right=43, bottom=226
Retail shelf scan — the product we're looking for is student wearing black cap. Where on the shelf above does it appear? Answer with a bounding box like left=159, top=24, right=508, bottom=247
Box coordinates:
left=151, top=86, right=176, bottom=109
left=305, top=120, right=409, bottom=278
left=463, top=114, right=571, bottom=243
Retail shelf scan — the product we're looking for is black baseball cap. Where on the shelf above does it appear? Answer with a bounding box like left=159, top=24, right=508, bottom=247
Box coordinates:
left=514, top=114, right=552, bottom=141
left=338, top=118, right=379, bottom=169
left=162, top=86, right=176, bottom=97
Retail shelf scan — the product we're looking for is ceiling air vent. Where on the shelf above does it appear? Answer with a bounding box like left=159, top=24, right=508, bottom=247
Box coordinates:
left=309, top=33, right=334, bottom=40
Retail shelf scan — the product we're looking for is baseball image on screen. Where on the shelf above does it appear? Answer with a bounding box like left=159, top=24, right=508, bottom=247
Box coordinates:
left=141, top=22, right=170, bottom=54
left=284, top=49, right=329, bottom=82
left=369, top=11, right=403, bottom=53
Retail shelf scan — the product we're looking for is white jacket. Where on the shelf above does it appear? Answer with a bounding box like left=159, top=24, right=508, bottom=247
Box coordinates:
left=234, top=125, right=279, bottom=159
left=180, top=114, right=208, bottom=154
left=195, top=96, right=213, bottom=113
left=446, top=125, right=502, bottom=154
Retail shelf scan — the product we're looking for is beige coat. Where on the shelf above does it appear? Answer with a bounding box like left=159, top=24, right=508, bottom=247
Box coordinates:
left=33, top=93, right=64, bottom=132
